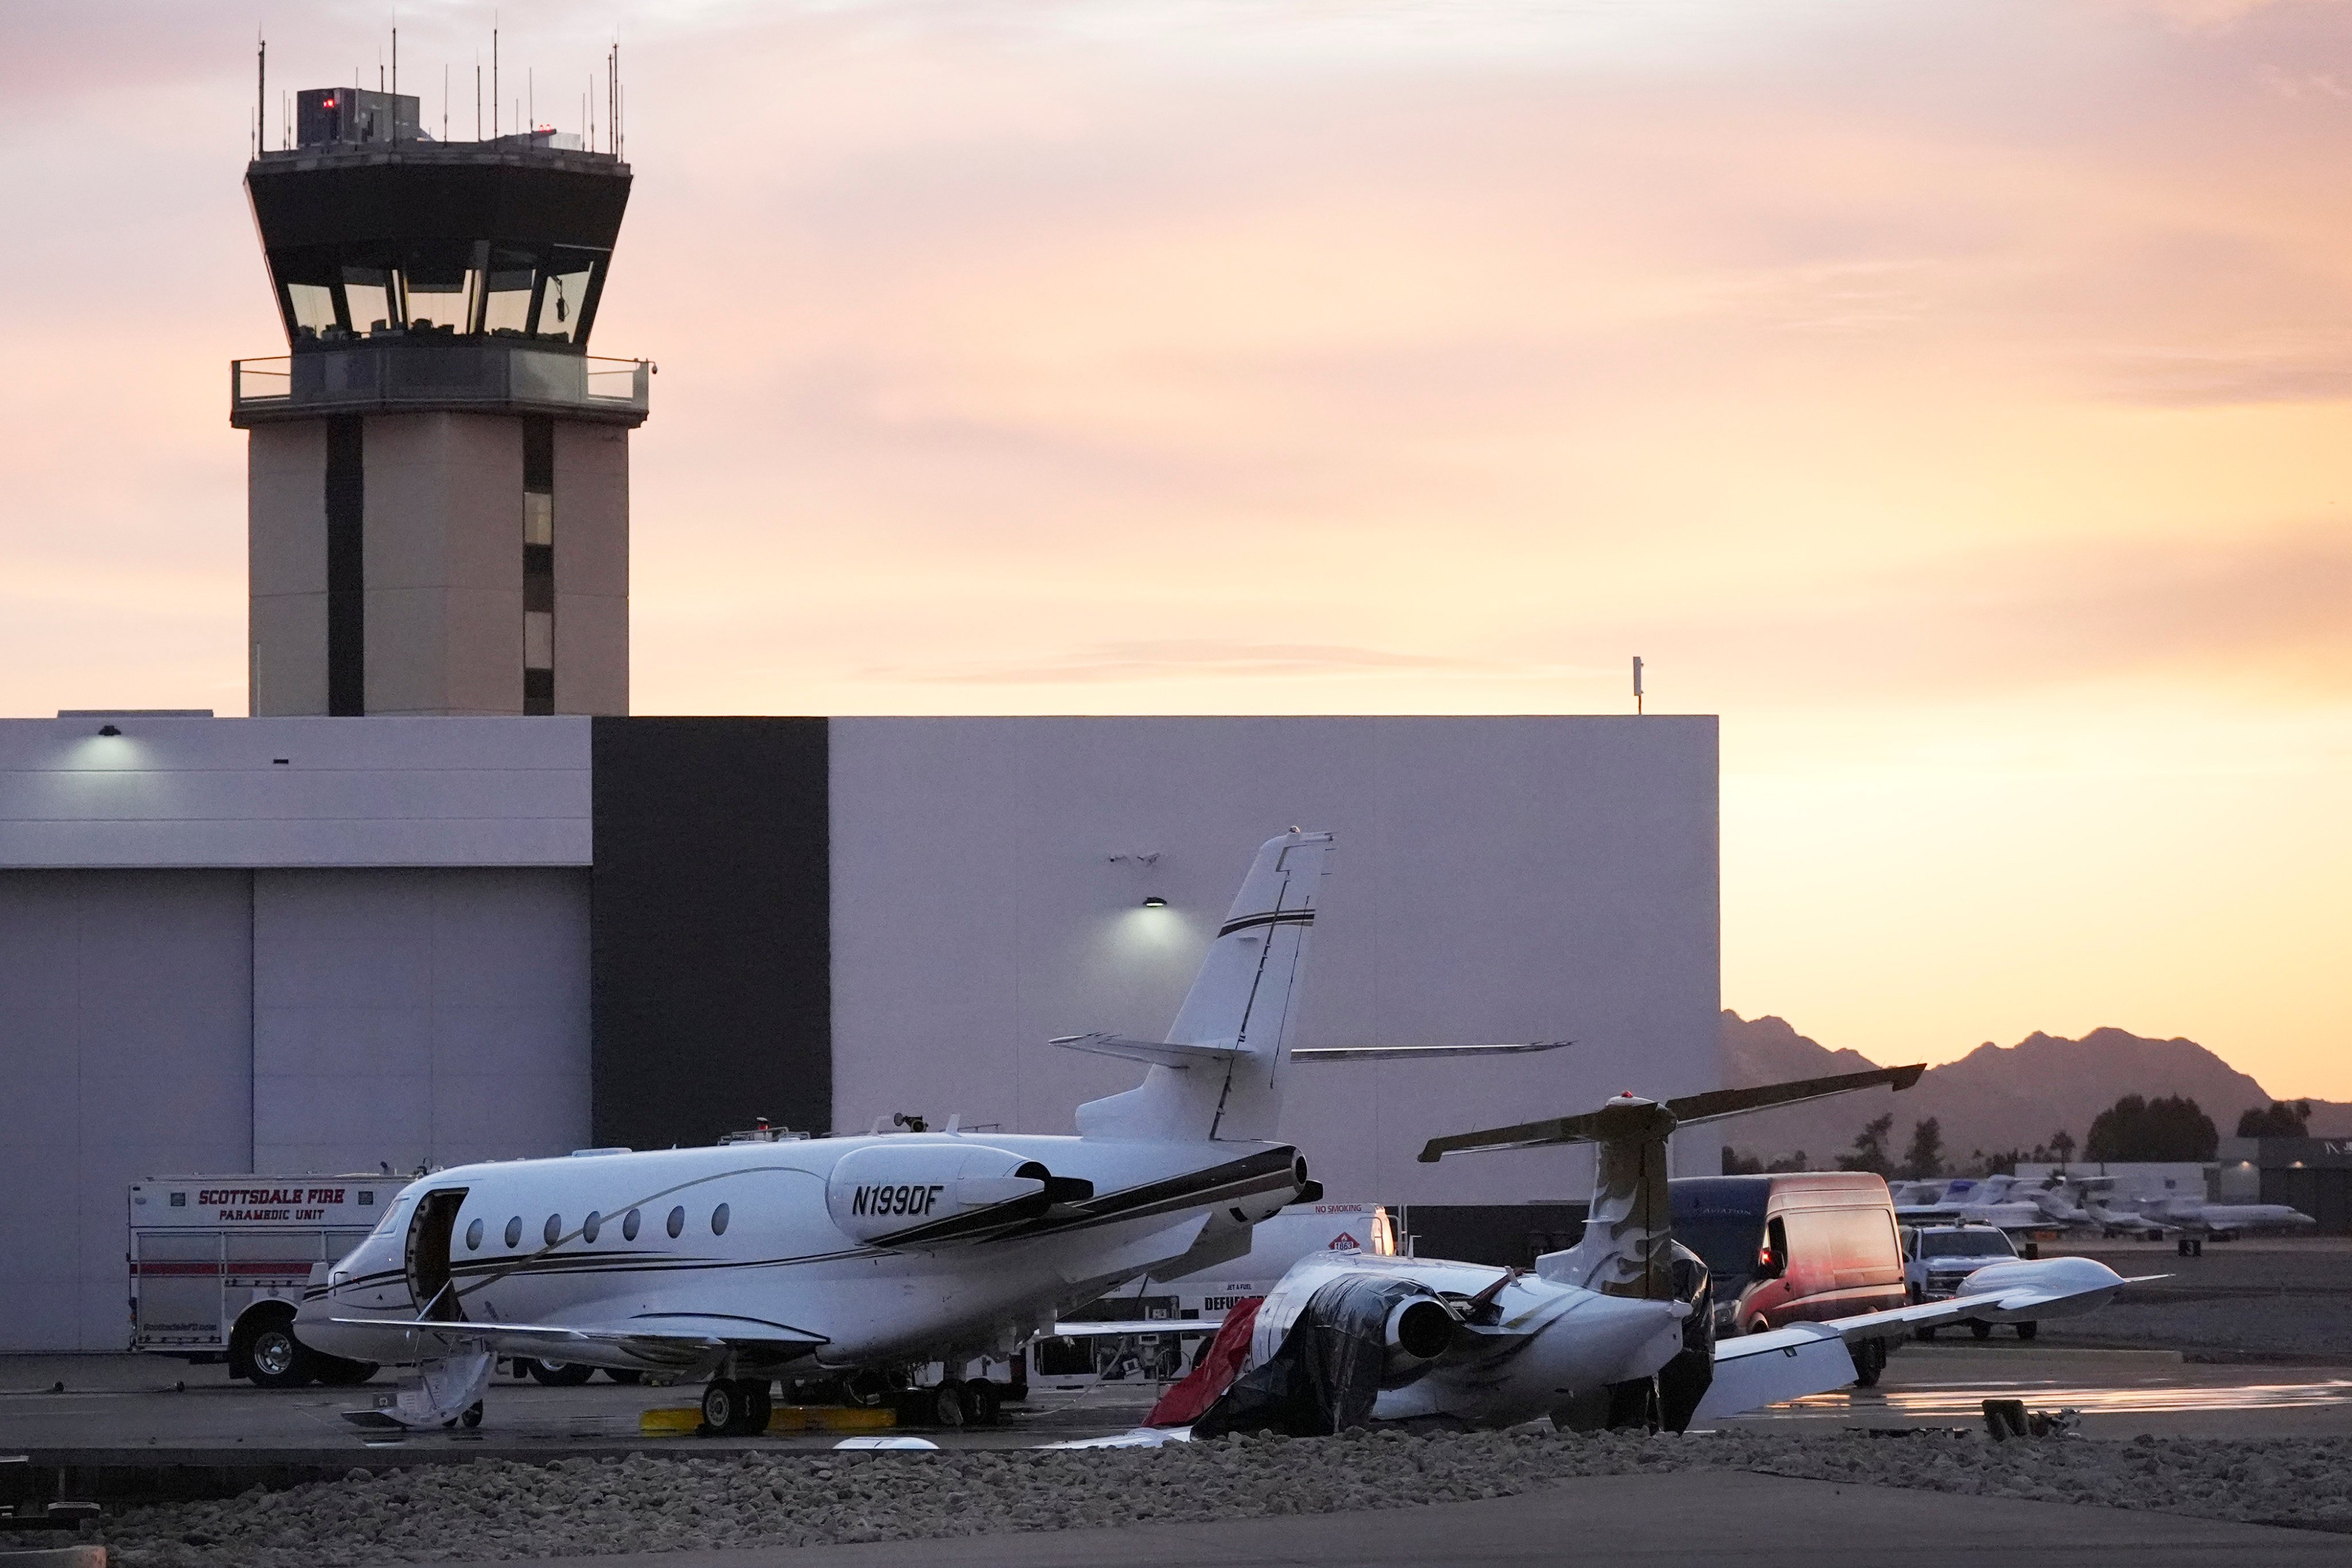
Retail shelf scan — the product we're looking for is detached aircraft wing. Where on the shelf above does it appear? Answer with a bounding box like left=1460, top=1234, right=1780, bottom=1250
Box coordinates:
left=1693, top=1256, right=2164, bottom=1420
left=1048, top=1315, right=1227, bottom=1338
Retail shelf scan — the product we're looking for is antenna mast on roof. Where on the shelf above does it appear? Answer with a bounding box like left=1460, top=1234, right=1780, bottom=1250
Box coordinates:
left=254, top=32, right=265, bottom=160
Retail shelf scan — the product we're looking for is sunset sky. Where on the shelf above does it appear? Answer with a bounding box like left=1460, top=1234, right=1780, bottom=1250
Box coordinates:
left=3, top=2, right=2347, bottom=1097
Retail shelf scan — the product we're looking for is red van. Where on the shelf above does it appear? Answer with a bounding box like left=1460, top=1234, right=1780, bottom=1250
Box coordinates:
left=1670, top=1172, right=1907, bottom=1384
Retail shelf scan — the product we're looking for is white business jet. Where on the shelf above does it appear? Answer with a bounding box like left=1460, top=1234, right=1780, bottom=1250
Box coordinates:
left=298, top=831, right=1557, bottom=1433
left=1175, top=1072, right=2158, bottom=1436
left=2126, top=1192, right=2316, bottom=1252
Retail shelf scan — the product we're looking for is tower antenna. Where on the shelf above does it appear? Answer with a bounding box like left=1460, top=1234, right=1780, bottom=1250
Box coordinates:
left=493, top=21, right=499, bottom=137
left=255, top=32, right=265, bottom=159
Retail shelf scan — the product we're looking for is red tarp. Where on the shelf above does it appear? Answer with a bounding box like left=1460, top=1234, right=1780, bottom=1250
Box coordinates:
left=1144, top=1296, right=1262, bottom=1427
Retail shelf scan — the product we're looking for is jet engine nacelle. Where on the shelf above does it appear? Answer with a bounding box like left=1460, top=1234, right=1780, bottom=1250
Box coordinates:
left=1382, top=1293, right=1458, bottom=1375
left=826, top=1142, right=1088, bottom=1248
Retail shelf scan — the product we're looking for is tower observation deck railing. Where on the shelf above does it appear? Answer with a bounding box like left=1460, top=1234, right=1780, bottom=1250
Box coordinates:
left=230, top=342, right=650, bottom=428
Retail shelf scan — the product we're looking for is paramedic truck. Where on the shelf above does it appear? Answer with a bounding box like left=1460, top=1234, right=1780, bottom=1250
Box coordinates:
left=129, top=1176, right=388, bottom=1387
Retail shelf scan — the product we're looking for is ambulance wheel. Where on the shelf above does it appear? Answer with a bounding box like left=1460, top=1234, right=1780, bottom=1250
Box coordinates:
left=236, top=1307, right=314, bottom=1389
left=462, top=1401, right=484, bottom=1429
left=529, top=1359, right=596, bottom=1387
left=604, top=1368, right=644, bottom=1384
left=932, top=1380, right=970, bottom=1427
left=1969, top=1319, right=1994, bottom=1341
left=1849, top=1338, right=1884, bottom=1388
left=964, top=1378, right=1003, bottom=1427
left=2015, top=1321, right=2038, bottom=1341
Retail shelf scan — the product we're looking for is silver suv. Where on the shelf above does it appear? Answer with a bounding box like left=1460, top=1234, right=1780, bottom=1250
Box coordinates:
left=1901, top=1223, right=2028, bottom=1341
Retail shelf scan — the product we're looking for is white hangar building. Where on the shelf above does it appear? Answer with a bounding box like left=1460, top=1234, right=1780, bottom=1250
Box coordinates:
left=0, top=84, right=1720, bottom=1352
left=0, top=713, right=1720, bottom=1351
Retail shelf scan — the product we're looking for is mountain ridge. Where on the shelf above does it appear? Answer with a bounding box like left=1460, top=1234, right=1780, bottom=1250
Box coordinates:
left=1717, top=1012, right=2352, bottom=1169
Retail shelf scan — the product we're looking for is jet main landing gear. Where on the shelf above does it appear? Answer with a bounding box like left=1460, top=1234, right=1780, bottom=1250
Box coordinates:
left=700, top=1377, right=773, bottom=1436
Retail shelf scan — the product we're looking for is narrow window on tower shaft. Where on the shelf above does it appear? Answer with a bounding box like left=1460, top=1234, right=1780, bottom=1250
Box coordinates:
left=522, top=418, right=554, bottom=714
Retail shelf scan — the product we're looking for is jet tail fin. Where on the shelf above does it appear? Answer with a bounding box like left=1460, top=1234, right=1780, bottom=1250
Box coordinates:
left=1075, top=832, right=1332, bottom=1142
left=1415, top=1065, right=1925, bottom=1301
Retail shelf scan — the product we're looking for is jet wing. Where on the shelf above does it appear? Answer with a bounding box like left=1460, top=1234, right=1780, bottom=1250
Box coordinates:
left=1048, top=1316, right=1226, bottom=1338
left=1693, top=1257, right=2164, bottom=1420
left=326, top=1313, right=827, bottom=1368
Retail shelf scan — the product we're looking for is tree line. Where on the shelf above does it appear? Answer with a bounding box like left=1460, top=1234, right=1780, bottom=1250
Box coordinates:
left=1721, top=1096, right=2312, bottom=1178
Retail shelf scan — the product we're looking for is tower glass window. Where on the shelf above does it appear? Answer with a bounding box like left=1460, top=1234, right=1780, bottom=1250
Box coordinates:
left=341, top=264, right=397, bottom=336
left=482, top=250, right=539, bottom=337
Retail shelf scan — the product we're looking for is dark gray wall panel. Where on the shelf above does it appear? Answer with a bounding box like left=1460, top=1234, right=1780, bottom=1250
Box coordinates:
left=590, top=718, right=831, bottom=1149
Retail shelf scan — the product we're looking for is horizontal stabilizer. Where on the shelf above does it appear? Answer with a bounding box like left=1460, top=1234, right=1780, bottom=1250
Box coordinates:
left=1418, top=1063, right=1924, bottom=1162
left=1052, top=1034, right=1239, bottom=1070
left=1660, top=1064, right=1925, bottom=1127
left=1294, top=1040, right=1571, bottom=1061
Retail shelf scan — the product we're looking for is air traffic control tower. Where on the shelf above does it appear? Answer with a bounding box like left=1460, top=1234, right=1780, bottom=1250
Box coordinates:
left=231, top=88, right=648, bottom=716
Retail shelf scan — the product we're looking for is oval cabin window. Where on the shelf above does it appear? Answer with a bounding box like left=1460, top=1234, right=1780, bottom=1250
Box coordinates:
left=666, top=1205, right=685, bottom=1239
left=465, top=1218, right=483, bottom=1251
left=544, top=1214, right=562, bottom=1246
left=504, top=1216, right=522, bottom=1249
left=623, top=1208, right=641, bottom=1241
left=712, top=1203, right=731, bottom=1237
left=583, top=1211, right=601, bottom=1243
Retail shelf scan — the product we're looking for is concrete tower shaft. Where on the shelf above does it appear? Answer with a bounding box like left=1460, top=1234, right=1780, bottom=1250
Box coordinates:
left=232, top=96, right=647, bottom=717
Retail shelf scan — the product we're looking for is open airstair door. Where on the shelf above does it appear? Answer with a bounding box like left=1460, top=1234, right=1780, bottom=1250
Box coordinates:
left=403, top=1189, right=469, bottom=1321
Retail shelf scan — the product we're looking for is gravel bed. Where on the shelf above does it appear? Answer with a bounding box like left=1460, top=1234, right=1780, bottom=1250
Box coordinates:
left=15, top=1428, right=2351, bottom=1566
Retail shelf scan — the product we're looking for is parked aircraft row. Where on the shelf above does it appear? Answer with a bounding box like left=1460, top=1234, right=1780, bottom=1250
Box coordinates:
left=299, top=832, right=2158, bottom=1436
left=1888, top=1173, right=2314, bottom=1244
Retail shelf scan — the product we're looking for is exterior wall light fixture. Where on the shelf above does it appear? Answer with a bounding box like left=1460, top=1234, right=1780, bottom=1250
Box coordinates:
left=1141, top=896, right=1168, bottom=909
left=98, top=725, right=122, bottom=736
